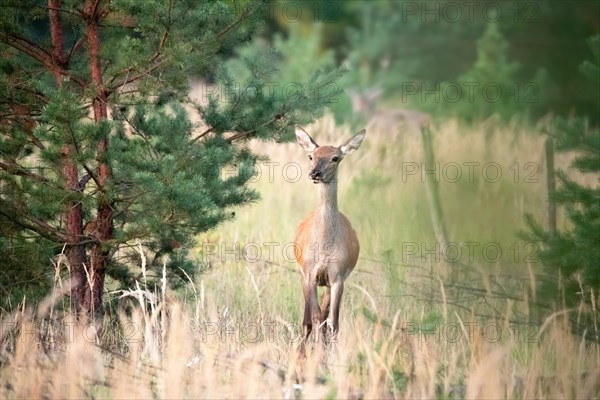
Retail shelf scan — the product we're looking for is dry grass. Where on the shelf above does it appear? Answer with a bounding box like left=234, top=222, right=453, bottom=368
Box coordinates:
left=1, top=280, right=598, bottom=399
left=1, top=115, right=599, bottom=399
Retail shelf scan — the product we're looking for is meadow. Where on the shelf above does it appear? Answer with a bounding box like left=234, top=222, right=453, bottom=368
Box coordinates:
left=1, top=115, right=598, bottom=399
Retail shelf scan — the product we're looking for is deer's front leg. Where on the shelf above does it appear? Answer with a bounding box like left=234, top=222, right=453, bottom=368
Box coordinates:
left=329, top=281, right=344, bottom=339
left=319, top=286, right=331, bottom=342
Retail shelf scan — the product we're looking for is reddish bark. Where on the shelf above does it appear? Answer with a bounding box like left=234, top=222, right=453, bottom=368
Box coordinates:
left=47, top=0, right=87, bottom=314
left=62, top=144, right=87, bottom=308
left=48, top=0, right=66, bottom=83
left=79, top=0, right=113, bottom=317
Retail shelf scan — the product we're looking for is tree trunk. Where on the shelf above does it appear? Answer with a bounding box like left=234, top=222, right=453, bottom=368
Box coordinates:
left=545, top=138, right=556, bottom=238
left=77, top=0, right=114, bottom=318
left=62, top=144, right=87, bottom=312
left=48, top=0, right=88, bottom=314
left=421, top=126, right=454, bottom=280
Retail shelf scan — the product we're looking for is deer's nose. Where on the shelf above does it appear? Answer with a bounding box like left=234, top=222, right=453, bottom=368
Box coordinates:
left=309, top=170, right=321, bottom=180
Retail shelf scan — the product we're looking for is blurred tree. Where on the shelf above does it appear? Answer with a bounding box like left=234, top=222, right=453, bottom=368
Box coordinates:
left=326, top=0, right=599, bottom=123
left=505, top=0, right=600, bottom=120
left=0, top=0, right=343, bottom=316
left=227, top=22, right=336, bottom=86
left=225, top=22, right=342, bottom=128
left=524, top=36, right=600, bottom=331
left=265, top=0, right=353, bottom=53
left=427, top=22, right=540, bottom=122
left=458, top=22, right=520, bottom=116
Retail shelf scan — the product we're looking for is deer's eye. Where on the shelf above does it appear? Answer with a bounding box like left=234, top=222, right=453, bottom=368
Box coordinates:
left=308, top=155, right=313, bottom=161
left=332, top=156, right=339, bottom=162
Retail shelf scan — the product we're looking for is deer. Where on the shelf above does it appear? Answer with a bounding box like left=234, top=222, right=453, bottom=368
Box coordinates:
left=348, top=87, right=431, bottom=135
left=293, top=125, right=365, bottom=355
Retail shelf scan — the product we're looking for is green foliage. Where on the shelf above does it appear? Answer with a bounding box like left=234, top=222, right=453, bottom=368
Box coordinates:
left=425, top=23, right=536, bottom=122
left=223, top=22, right=341, bottom=139
left=0, top=216, right=55, bottom=309
left=109, top=102, right=261, bottom=285
left=331, top=0, right=598, bottom=123
left=523, top=36, right=600, bottom=324
left=523, top=121, right=600, bottom=313
left=272, top=23, right=336, bottom=84
left=343, top=2, right=409, bottom=91
left=579, top=36, right=600, bottom=87
left=0, top=0, right=344, bottom=307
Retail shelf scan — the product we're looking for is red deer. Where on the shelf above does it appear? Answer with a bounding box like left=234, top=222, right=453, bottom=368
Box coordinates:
left=293, top=126, right=365, bottom=354
left=348, top=87, right=431, bottom=134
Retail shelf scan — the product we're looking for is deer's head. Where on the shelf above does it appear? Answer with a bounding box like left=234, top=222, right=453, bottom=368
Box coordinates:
left=295, top=126, right=366, bottom=184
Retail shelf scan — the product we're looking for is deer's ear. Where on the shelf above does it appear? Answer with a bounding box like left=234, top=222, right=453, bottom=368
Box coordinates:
left=295, top=126, right=318, bottom=152
left=340, top=129, right=366, bottom=156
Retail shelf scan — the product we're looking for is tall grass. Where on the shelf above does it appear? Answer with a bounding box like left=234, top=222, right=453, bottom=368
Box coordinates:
left=1, top=115, right=599, bottom=399
left=1, top=268, right=598, bottom=399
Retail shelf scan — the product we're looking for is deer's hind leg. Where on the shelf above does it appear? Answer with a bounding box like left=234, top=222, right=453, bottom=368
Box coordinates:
left=300, top=281, right=319, bottom=356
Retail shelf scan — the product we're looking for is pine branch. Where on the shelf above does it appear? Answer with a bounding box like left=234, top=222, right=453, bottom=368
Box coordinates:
left=9, top=84, right=49, bottom=103
left=0, top=205, right=66, bottom=242
left=117, top=108, right=161, bottom=162
left=66, top=36, right=85, bottom=66
left=0, top=34, right=86, bottom=88
left=217, top=3, right=256, bottom=38
left=108, top=0, right=254, bottom=95
left=45, top=2, right=83, bottom=18
left=1, top=103, right=46, bottom=150
left=64, top=119, right=102, bottom=190
left=226, top=114, right=283, bottom=143
left=107, top=1, right=172, bottom=94
left=0, top=161, right=54, bottom=186
left=226, top=129, right=255, bottom=143
left=189, top=127, right=213, bottom=144
left=107, top=59, right=167, bottom=95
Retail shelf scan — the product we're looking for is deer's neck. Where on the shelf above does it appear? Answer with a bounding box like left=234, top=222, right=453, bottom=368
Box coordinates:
left=315, top=181, right=339, bottom=238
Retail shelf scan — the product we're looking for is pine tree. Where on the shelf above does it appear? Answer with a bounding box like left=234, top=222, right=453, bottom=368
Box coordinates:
left=524, top=36, right=600, bottom=330
left=429, top=22, right=523, bottom=122
left=0, top=1, right=343, bottom=316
